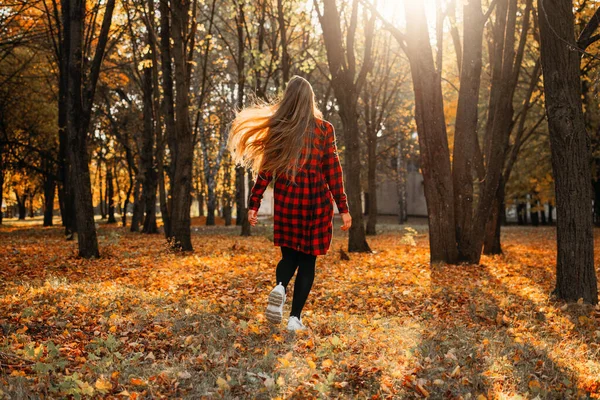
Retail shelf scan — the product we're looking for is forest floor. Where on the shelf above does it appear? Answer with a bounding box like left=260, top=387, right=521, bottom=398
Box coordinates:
left=0, top=218, right=599, bottom=399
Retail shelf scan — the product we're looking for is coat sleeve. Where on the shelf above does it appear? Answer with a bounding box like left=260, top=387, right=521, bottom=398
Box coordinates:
left=321, top=123, right=349, bottom=214
left=248, top=171, right=273, bottom=212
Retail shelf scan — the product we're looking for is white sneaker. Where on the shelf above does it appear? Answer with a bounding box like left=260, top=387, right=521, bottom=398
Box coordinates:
left=265, top=283, right=286, bottom=324
left=287, top=316, right=307, bottom=331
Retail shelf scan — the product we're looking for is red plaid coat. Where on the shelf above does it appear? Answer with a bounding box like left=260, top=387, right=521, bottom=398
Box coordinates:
left=248, top=119, right=348, bottom=256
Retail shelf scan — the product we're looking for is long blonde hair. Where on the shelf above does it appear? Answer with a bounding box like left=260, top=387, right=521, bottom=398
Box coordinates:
left=228, top=76, right=323, bottom=181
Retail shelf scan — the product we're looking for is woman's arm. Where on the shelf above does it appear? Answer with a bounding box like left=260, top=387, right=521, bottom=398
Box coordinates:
left=321, top=123, right=349, bottom=214
left=248, top=171, right=273, bottom=212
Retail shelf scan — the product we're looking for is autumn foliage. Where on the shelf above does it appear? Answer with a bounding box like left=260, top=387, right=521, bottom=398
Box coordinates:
left=1, top=221, right=599, bottom=398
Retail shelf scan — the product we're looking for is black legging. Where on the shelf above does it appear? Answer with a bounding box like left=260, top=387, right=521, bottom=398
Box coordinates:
left=276, top=246, right=316, bottom=318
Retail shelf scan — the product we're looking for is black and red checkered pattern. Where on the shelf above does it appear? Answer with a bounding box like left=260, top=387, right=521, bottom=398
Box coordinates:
left=248, top=119, right=348, bottom=256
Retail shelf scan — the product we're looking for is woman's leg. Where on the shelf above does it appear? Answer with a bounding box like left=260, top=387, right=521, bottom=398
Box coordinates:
left=290, top=252, right=316, bottom=318
left=276, top=246, right=299, bottom=291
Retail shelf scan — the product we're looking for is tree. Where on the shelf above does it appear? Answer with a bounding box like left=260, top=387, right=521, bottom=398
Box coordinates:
left=315, top=0, right=374, bottom=253
left=62, top=0, right=116, bottom=258
left=537, top=0, right=598, bottom=304
left=402, top=1, right=457, bottom=263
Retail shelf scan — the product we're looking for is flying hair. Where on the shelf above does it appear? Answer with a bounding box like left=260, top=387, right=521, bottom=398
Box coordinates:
left=228, top=76, right=323, bottom=181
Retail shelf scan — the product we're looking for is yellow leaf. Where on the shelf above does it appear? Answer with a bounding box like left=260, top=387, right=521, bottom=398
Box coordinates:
left=307, top=359, right=316, bottom=369
left=450, top=365, right=460, bottom=377
left=95, top=377, right=112, bottom=392
left=277, top=357, right=291, bottom=368
left=330, top=335, right=341, bottom=347
left=322, top=359, right=334, bottom=368
left=216, top=376, right=230, bottom=390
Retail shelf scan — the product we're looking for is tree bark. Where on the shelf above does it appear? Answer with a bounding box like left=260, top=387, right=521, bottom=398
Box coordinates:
left=234, top=2, right=251, bottom=237
left=206, top=184, right=216, bottom=226
left=66, top=0, right=107, bottom=258
left=197, top=192, right=204, bottom=217
left=538, top=0, right=598, bottom=304
left=130, top=180, right=143, bottom=232
left=28, top=192, right=34, bottom=218
left=158, top=0, right=177, bottom=239
left=397, top=131, right=407, bottom=224
left=277, top=0, right=290, bottom=83
left=365, top=90, right=378, bottom=236
left=99, top=160, right=106, bottom=219
left=169, top=0, right=194, bottom=250
left=59, top=0, right=76, bottom=236
left=140, top=55, right=157, bottom=234
left=541, top=202, right=547, bottom=225
left=483, top=180, right=504, bottom=255
left=106, top=164, right=116, bottom=223
left=16, top=192, right=26, bottom=220
left=404, top=2, right=457, bottom=263
left=43, top=175, right=56, bottom=226
left=452, top=0, right=484, bottom=261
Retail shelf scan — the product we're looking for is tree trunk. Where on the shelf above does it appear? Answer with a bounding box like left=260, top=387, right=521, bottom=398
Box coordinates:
left=531, top=200, right=540, bottom=226
left=483, top=180, right=504, bottom=255
left=158, top=0, right=176, bottom=239
left=366, top=120, right=377, bottom=236
left=130, top=180, right=143, bottom=232
left=277, top=0, right=290, bottom=83
left=169, top=0, right=193, bottom=250
left=28, top=193, right=34, bottom=218
left=397, top=132, right=407, bottom=224
left=241, top=171, right=252, bottom=236
left=59, top=0, right=76, bottom=236
left=318, top=0, right=372, bottom=253
left=452, top=0, right=484, bottom=261
left=66, top=0, right=100, bottom=258
left=16, top=192, right=26, bottom=220
left=141, top=56, right=158, bottom=234
left=541, top=204, right=547, bottom=225
left=223, top=204, right=232, bottom=226
left=106, top=165, right=116, bottom=223
left=538, top=0, right=597, bottom=304
left=64, top=0, right=114, bottom=258
left=234, top=2, right=251, bottom=237
left=99, top=161, right=106, bottom=219
left=517, top=202, right=527, bottom=225
left=43, top=175, right=56, bottom=226
left=594, top=179, right=600, bottom=226
left=206, top=184, right=216, bottom=226
left=197, top=192, right=204, bottom=217
left=404, top=2, right=457, bottom=263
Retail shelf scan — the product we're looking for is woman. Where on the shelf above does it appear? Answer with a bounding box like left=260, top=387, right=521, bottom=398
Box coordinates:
left=228, top=76, right=352, bottom=331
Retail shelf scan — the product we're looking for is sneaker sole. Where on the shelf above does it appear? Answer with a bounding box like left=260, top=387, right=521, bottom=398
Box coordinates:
left=265, top=290, right=285, bottom=324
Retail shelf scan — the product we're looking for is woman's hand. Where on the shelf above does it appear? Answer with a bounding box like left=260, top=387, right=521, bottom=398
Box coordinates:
left=340, top=212, right=352, bottom=231
left=247, top=209, right=258, bottom=226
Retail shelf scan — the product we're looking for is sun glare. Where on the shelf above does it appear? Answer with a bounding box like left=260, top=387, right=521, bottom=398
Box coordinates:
left=372, top=0, right=440, bottom=31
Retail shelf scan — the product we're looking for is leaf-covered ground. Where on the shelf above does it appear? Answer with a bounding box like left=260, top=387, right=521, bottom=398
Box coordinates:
left=0, top=218, right=599, bottom=399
